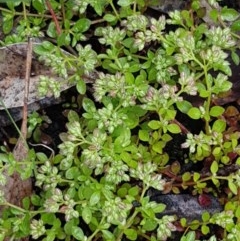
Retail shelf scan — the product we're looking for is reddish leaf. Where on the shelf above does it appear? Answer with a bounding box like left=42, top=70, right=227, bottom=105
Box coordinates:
left=198, top=194, right=211, bottom=207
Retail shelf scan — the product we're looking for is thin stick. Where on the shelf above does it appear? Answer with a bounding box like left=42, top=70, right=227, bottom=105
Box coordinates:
left=21, top=37, right=33, bottom=140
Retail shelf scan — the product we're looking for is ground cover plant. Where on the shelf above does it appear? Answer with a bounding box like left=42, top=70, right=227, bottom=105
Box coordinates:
left=1, top=0, right=240, bottom=240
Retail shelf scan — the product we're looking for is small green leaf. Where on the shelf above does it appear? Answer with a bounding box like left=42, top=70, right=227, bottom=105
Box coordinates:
left=152, top=141, right=164, bottom=154
left=41, top=213, right=56, bottom=225
left=187, top=107, right=201, bottom=119
left=182, top=172, right=191, bottom=182
left=128, top=186, right=139, bottom=197
left=152, top=203, right=166, bottom=213
left=193, top=172, right=200, bottom=182
left=209, top=9, right=219, bottom=23
left=91, top=0, right=105, bottom=16
left=231, top=19, right=240, bottom=32
left=47, top=22, right=57, bottom=38
left=212, top=147, right=222, bottom=156
left=228, top=181, right=238, bottom=195
left=236, top=157, right=240, bottom=165
left=210, top=161, right=218, bottom=174
left=36, top=152, right=48, bottom=162
left=22, top=197, right=30, bottom=210
left=117, top=187, right=128, bottom=197
left=89, top=192, right=101, bottom=206
left=221, top=7, right=239, bottom=21
left=202, top=211, right=210, bottom=222
left=211, top=177, right=219, bottom=186
left=103, top=13, right=117, bottom=22
left=82, top=207, right=92, bottom=224
left=201, top=225, right=210, bottom=235
left=189, top=220, right=200, bottom=230
left=124, top=229, right=138, bottom=241
left=180, top=218, right=187, bottom=228
left=235, top=206, right=240, bottom=218
left=209, top=106, right=225, bottom=117
left=138, top=129, right=149, bottom=142
left=72, top=18, right=91, bottom=33
left=176, top=100, right=192, bottom=114
left=120, top=151, right=138, bottom=168
left=64, top=219, right=77, bottom=235
left=68, top=110, right=80, bottom=122
left=148, top=120, right=161, bottom=130
left=167, top=123, right=181, bottom=134
left=142, top=218, right=158, bottom=231
left=182, top=231, right=196, bottom=241
left=231, top=50, right=240, bottom=65
left=45, top=230, right=56, bottom=241
left=117, top=0, right=133, bottom=7
left=57, top=32, right=71, bottom=46
left=2, top=14, right=13, bottom=34
left=170, top=161, right=181, bottom=175
left=76, top=79, right=86, bottom=95
left=72, top=226, right=84, bottom=240
left=102, top=230, right=114, bottom=239
left=212, top=119, right=226, bottom=133
left=82, top=97, right=96, bottom=113
left=32, top=0, right=45, bottom=12
left=31, top=194, right=41, bottom=206
left=66, top=166, right=80, bottom=179
left=197, top=182, right=207, bottom=188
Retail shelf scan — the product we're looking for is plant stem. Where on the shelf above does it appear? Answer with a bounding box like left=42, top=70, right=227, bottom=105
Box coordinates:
left=3, top=202, right=27, bottom=212
left=109, top=0, right=120, bottom=20
left=87, top=217, right=105, bottom=241
left=115, top=186, right=148, bottom=240
left=0, top=7, right=61, bottom=19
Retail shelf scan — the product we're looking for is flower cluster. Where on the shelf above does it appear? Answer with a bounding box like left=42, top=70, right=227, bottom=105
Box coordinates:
left=36, top=161, right=61, bottom=190
left=82, top=148, right=106, bottom=175
left=157, top=215, right=176, bottom=241
left=102, top=197, right=132, bottom=226
left=134, top=16, right=166, bottom=50
left=95, top=26, right=126, bottom=47
left=206, top=27, right=236, bottom=49
left=141, top=85, right=182, bottom=112
left=210, top=210, right=234, bottom=229
left=30, top=219, right=46, bottom=240
left=72, top=0, right=88, bottom=13
left=38, top=76, right=62, bottom=98
left=93, top=103, right=127, bottom=133
left=130, top=162, right=165, bottom=190
left=227, top=224, right=240, bottom=241
left=121, top=14, right=148, bottom=32
left=43, top=188, right=79, bottom=221
left=38, top=52, right=68, bottom=79
left=75, top=44, right=98, bottom=74
left=93, top=72, right=148, bottom=106
left=181, top=132, right=213, bottom=159
left=106, top=160, right=130, bottom=185
left=200, top=45, right=229, bottom=66
left=167, top=10, right=183, bottom=26
left=178, top=71, right=197, bottom=95
left=153, top=49, right=176, bottom=83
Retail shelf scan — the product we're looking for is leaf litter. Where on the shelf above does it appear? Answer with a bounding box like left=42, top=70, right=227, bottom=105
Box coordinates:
left=0, top=42, right=75, bottom=110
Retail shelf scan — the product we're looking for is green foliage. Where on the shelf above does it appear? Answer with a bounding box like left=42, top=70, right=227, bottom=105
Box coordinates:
left=1, top=0, right=240, bottom=240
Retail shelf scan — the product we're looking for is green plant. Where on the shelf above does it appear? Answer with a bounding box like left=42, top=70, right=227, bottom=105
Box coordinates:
left=1, top=0, right=240, bottom=240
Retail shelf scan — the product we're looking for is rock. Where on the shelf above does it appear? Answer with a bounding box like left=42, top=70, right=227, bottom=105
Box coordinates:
left=149, top=193, right=222, bottom=222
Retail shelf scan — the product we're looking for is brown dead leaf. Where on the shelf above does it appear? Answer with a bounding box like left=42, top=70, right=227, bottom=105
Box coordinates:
left=0, top=42, right=74, bottom=109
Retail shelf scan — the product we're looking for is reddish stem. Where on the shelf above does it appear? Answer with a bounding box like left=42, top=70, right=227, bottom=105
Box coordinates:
left=45, top=0, right=61, bottom=35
